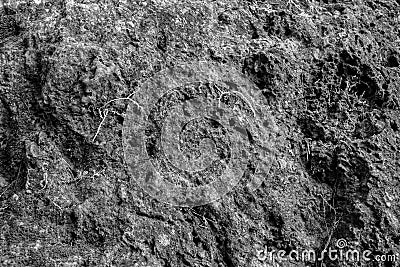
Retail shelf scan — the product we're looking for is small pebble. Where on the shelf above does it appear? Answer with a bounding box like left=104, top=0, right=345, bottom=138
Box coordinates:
left=0, top=176, right=8, bottom=188
left=12, top=194, right=19, bottom=201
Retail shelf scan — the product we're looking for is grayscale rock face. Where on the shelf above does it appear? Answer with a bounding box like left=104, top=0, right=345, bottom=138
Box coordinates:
left=123, top=62, right=277, bottom=207
left=0, top=1, right=399, bottom=266
left=0, top=99, right=10, bottom=189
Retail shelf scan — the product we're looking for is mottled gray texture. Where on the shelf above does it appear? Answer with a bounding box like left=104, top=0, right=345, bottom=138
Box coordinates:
left=0, top=0, right=399, bottom=266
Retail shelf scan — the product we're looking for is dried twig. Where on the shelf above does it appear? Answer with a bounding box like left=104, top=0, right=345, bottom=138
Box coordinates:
left=92, top=94, right=141, bottom=142
left=92, top=108, right=109, bottom=142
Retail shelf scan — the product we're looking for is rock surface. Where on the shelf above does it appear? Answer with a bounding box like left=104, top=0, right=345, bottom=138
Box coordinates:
left=0, top=0, right=399, bottom=266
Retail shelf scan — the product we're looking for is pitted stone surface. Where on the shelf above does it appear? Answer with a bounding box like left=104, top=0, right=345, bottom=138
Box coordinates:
left=123, top=62, right=277, bottom=207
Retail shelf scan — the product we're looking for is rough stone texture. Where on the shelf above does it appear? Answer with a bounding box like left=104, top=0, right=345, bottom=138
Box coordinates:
left=0, top=0, right=399, bottom=266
